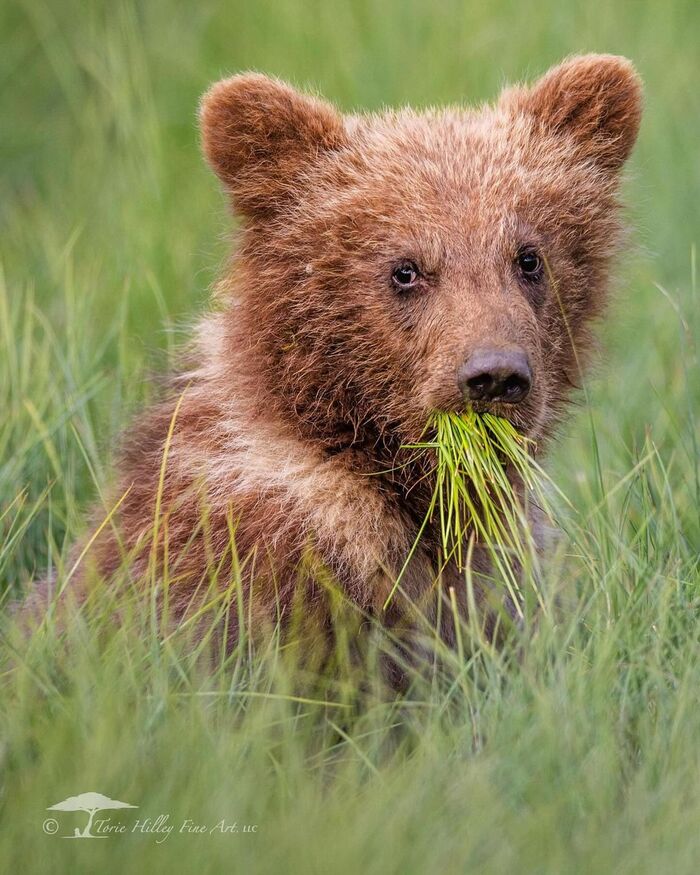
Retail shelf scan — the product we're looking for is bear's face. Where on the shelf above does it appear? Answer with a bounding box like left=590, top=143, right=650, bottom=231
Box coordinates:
left=201, top=56, right=642, bottom=450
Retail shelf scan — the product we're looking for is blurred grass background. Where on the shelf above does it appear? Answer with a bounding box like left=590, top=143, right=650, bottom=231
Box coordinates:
left=1, top=0, right=699, bottom=872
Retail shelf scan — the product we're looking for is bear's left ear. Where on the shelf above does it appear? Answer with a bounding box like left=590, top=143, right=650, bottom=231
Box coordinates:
left=199, top=73, right=347, bottom=219
left=501, top=54, right=643, bottom=173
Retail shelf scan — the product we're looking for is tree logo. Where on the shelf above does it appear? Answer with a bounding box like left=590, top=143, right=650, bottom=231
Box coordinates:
left=46, top=792, right=137, bottom=838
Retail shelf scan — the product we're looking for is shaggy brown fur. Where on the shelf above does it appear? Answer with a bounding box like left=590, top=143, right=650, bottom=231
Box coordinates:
left=36, top=56, right=643, bottom=651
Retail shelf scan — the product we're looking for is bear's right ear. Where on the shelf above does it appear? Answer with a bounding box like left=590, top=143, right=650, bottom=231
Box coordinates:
left=200, top=74, right=346, bottom=219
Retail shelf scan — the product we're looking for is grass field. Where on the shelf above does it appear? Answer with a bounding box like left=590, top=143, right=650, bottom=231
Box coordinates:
left=1, top=0, right=699, bottom=872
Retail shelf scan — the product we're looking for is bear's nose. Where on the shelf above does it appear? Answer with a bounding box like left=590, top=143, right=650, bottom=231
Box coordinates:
left=458, top=348, right=532, bottom=404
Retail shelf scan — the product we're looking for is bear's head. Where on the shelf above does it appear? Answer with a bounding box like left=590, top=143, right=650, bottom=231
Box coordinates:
left=200, top=55, right=642, bottom=457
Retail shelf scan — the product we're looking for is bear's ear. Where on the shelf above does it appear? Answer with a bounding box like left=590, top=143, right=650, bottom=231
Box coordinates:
left=501, top=54, right=643, bottom=172
left=200, top=74, right=346, bottom=218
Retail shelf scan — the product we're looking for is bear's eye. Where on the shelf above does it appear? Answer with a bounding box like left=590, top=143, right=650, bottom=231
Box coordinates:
left=516, top=247, right=543, bottom=280
left=391, top=260, right=420, bottom=289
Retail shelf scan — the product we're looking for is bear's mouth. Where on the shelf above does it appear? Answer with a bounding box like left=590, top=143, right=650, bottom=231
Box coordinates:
left=421, top=376, right=542, bottom=441
left=446, top=398, right=535, bottom=441
left=465, top=399, right=530, bottom=431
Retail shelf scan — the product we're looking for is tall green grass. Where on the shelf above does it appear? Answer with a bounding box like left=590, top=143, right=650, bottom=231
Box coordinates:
left=1, top=0, right=700, bottom=872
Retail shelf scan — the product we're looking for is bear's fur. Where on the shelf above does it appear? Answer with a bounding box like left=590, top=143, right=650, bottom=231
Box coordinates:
left=48, top=56, right=643, bottom=649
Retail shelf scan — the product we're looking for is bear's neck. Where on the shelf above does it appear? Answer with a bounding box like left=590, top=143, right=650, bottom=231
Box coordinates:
left=218, top=349, right=435, bottom=540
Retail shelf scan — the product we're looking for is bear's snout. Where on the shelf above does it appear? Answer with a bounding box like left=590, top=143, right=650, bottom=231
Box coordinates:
left=457, top=347, right=532, bottom=405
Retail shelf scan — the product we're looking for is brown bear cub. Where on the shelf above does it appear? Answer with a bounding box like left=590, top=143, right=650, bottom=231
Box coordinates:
left=57, top=56, right=643, bottom=653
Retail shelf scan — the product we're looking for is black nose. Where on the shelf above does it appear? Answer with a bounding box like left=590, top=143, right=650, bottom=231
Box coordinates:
left=458, top=348, right=532, bottom=404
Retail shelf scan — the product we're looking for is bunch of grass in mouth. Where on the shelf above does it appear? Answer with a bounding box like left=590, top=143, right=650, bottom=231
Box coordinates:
left=385, top=410, right=564, bottom=616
